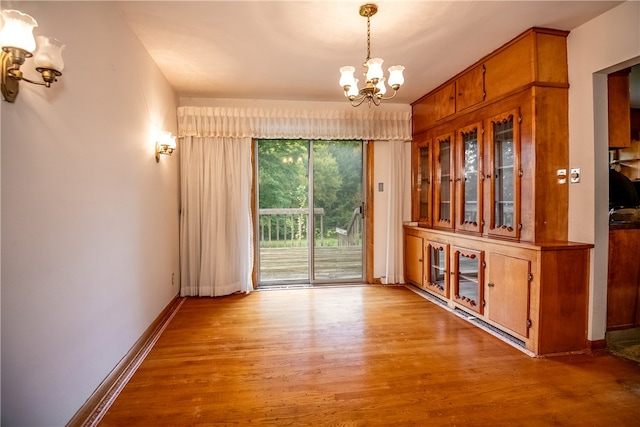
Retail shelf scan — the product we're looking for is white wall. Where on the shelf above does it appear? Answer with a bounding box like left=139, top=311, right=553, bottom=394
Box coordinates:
left=1, top=2, right=180, bottom=425
left=567, top=1, right=640, bottom=341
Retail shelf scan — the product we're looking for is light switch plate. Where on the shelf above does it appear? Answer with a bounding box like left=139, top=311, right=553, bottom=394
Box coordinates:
left=557, top=169, right=567, bottom=184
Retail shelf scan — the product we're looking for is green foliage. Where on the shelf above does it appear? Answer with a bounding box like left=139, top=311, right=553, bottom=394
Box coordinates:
left=258, top=139, right=362, bottom=242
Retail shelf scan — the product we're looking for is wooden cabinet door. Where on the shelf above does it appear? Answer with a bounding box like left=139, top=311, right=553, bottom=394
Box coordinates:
left=486, top=253, right=531, bottom=338
left=457, top=65, right=486, bottom=111
left=452, top=246, right=484, bottom=314
left=456, top=122, right=483, bottom=234
left=425, top=241, right=449, bottom=298
left=435, top=82, right=456, bottom=121
left=416, top=137, right=432, bottom=227
left=487, top=109, right=521, bottom=240
left=405, top=234, right=424, bottom=286
left=434, top=133, right=455, bottom=230
left=608, top=69, right=631, bottom=149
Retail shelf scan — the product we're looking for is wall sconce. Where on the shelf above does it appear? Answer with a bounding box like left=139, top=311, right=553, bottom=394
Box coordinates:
left=156, top=131, right=176, bottom=162
left=0, top=9, right=65, bottom=103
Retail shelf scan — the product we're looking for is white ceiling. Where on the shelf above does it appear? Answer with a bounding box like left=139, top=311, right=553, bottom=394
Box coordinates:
left=116, top=1, right=624, bottom=105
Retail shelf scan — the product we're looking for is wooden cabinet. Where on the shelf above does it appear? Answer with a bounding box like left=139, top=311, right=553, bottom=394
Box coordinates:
left=434, top=67, right=486, bottom=122
left=407, top=27, right=593, bottom=357
left=412, top=28, right=568, bottom=135
left=486, top=253, right=531, bottom=338
left=434, top=132, right=455, bottom=230
left=435, top=82, right=456, bottom=121
left=487, top=109, right=521, bottom=240
left=405, top=234, right=424, bottom=287
left=456, top=65, right=485, bottom=112
left=412, top=28, right=569, bottom=244
left=608, top=69, right=632, bottom=149
left=607, top=228, right=640, bottom=329
left=412, top=135, right=433, bottom=227
left=425, top=241, right=449, bottom=298
left=404, top=226, right=592, bottom=356
left=456, top=122, right=483, bottom=234
left=452, top=246, right=484, bottom=314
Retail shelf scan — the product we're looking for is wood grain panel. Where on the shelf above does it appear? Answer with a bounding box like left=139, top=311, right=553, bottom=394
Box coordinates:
left=607, top=228, right=640, bottom=329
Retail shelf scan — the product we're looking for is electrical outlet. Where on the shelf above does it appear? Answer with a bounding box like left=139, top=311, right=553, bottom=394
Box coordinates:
left=171, top=273, right=175, bottom=285
left=570, top=168, right=581, bottom=183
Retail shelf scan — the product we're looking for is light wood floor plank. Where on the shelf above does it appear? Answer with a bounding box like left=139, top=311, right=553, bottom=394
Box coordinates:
left=99, top=286, right=640, bottom=426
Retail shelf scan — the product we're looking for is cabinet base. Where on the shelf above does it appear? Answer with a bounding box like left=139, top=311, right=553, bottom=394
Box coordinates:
left=405, top=283, right=536, bottom=357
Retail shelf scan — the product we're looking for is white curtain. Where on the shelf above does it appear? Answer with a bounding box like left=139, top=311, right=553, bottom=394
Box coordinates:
left=180, top=136, right=253, bottom=297
left=382, top=139, right=406, bottom=284
left=178, top=106, right=411, bottom=296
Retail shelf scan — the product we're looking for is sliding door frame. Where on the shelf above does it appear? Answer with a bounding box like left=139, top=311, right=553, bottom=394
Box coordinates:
left=251, top=139, right=375, bottom=287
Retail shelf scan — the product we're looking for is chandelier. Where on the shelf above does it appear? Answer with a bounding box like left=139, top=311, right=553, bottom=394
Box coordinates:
left=339, top=3, right=405, bottom=107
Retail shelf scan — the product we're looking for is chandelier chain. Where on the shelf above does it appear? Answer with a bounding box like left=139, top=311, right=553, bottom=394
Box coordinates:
left=366, top=15, right=371, bottom=62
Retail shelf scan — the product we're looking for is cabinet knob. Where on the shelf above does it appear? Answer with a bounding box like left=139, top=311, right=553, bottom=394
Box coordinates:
left=487, top=282, right=495, bottom=288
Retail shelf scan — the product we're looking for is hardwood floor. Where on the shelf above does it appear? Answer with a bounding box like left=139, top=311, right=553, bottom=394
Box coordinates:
left=99, top=286, right=640, bottom=426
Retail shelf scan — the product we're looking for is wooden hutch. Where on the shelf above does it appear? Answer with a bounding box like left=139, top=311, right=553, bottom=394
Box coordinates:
left=405, top=28, right=593, bottom=356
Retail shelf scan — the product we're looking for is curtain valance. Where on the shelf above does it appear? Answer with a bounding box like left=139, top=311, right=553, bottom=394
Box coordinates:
left=177, top=106, right=411, bottom=141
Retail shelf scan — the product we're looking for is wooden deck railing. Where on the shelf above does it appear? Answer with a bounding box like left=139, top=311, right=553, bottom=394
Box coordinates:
left=336, top=207, right=362, bottom=246
left=258, top=208, right=324, bottom=246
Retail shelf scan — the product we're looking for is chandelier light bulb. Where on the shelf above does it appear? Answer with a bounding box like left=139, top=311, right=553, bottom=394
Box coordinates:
left=376, top=77, right=387, bottom=96
left=347, top=79, right=360, bottom=98
left=388, top=65, right=405, bottom=88
left=366, top=58, right=384, bottom=81
left=339, top=66, right=356, bottom=88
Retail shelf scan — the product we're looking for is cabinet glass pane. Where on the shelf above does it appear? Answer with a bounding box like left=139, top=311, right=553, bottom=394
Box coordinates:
left=462, top=129, right=479, bottom=223
left=493, top=118, right=514, bottom=228
left=419, top=145, right=430, bottom=218
left=457, top=253, right=480, bottom=308
left=429, top=245, right=446, bottom=293
left=439, top=139, right=451, bottom=221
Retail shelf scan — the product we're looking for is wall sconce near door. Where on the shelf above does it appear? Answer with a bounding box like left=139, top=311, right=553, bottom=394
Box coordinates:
left=0, top=9, right=65, bottom=103
left=156, top=131, right=177, bottom=162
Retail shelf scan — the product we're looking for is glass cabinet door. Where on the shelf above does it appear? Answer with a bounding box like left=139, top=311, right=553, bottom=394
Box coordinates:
left=425, top=241, right=449, bottom=298
left=456, top=122, right=483, bottom=234
left=453, top=246, right=484, bottom=314
left=417, top=140, right=432, bottom=227
left=434, top=133, right=454, bottom=229
left=488, top=110, right=521, bottom=239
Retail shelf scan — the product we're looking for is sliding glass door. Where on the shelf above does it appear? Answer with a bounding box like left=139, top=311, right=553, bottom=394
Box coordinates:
left=256, top=139, right=364, bottom=285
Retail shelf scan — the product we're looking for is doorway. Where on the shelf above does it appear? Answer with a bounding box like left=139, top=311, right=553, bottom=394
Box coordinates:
left=256, top=139, right=365, bottom=285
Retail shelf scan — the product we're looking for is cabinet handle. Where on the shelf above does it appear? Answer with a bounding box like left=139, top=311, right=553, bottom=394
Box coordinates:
left=418, top=259, right=423, bottom=262
left=487, top=282, right=495, bottom=288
